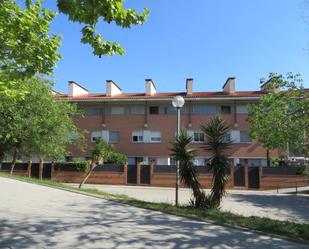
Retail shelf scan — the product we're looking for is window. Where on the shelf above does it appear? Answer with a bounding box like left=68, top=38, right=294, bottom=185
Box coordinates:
left=193, top=132, right=204, bottom=143
left=236, top=105, right=248, bottom=114
left=170, top=158, right=177, bottom=165
left=221, top=105, right=231, bottom=114
left=132, top=130, right=161, bottom=143
left=164, top=106, right=176, bottom=114
left=130, top=106, right=145, bottom=115
left=109, top=131, right=119, bottom=144
left=156, top=158, right=169, bottom=165
left=150, top=131, right=161, bottom=143
left=91, top=131, right=102, bottom=142
left=111, top=106, right=125, bottom=115
left=149, top=106, right=159, bottom=114
left=192, top=105, right=216, bottom=114
left=222, top=133, right=231, bottom=143
left=132, top=131, right=143, bottom=143
left=240, top=131, right=251, bottom=143
left=194, top=158, right=206, bottom=166
left=84, top=108, right=103, bottom=116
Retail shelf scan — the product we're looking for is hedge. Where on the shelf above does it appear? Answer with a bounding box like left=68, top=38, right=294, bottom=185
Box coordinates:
left=55, top=161, right=90, bottom=172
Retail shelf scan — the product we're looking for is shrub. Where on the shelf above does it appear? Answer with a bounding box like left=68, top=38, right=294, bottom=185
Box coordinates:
left=106, top=152, right=127, bottom=165
left=55, top=160, right=90, bottom=172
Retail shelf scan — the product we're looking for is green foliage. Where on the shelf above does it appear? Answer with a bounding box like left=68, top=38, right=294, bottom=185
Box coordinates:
left=170, top=131, right=207, bottom=208
left=91, top=137, right=127, bottom=165
left=91, top=137, right=113, bottom=164
left=57, top=0, right=149, bottom=56
left=55, top=161, right=90, bottom=172
left=201, top=117, right=231, bottom=209
left=0, top=76, right=83, bottom=161
left=0, top=0, right=61, bottom=97
left=248, top=72, right=309, bottom=157
left=106, top=151, right=127, bottom=165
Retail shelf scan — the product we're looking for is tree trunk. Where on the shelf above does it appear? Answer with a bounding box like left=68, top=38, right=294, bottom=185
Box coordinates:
left=10, top=148, right=18, bottom=175
left=79, top=162, right=96, bottom=189
left=39, top=159, right=44, bottom=180
left=0, top=154, right=3, bottom=171
left=266, top=149, right=270, bottom=167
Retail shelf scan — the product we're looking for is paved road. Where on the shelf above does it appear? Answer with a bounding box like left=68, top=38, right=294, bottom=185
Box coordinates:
left=73, top=184, right=309, bottom=224
left=1, top=177, right=308, bottom=249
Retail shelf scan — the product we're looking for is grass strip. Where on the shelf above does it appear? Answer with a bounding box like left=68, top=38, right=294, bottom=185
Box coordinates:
left=1, top=172, right=309, bottom=242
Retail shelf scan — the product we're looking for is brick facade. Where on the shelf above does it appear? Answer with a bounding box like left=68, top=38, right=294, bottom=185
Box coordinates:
left=56, top=78, right=281, bottom=165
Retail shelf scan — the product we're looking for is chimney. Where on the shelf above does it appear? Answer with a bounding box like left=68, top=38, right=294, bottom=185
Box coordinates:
left=260, top=78, right=280, bottom=93
left=186, top=78, right=193, bottom=95
left=223, top=77, right=236, bottom=93
left=145, top=79, right=157, bottom=96
left=68, top=81, right=88, bottom=97
left=106, top=80, right=122, bottom=96
left=52, top=90, right=62, bottom=96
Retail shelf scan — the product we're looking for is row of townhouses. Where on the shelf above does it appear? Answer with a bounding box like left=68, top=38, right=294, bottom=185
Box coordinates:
left=54, top=78, right=281, bottom=167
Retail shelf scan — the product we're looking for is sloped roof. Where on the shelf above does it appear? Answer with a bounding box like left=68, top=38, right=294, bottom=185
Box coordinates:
left=54, top=91, right=265, bottom=101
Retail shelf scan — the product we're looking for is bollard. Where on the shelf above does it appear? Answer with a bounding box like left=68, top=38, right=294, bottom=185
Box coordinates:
left=296, top=183, right=298, bottom=194
left=277, top=184, right=279, bottom=194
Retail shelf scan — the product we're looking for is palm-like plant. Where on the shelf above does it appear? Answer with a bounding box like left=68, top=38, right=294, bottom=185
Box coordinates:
left=201, top=116, right=231, bottom=208
left=170, top=131, right=206, bottom=208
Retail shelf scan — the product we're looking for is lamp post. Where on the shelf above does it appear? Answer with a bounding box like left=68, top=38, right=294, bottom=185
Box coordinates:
left=172, top=95, right=185, bottom=206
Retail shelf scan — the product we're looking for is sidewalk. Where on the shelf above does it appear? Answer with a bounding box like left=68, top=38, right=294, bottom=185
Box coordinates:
left=68, top=184, right=309, bottom=224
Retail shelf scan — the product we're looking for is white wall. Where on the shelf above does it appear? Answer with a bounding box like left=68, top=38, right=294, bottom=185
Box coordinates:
left=106, top=81, right=122, bottom=96
left=145, top=80, right=157, bottom=95
left=68, top=82, right=88, bottom=97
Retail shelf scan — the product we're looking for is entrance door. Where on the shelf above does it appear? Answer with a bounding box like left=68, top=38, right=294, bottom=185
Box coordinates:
left=248, top=167, right=260, bottom=188
left=127, top=165, right=137, bottom=184
left=31, top=163, right=39, bottom=178
left=234, top=166, right=245, bottom=187
left=140, top=165, right=150, bottom=184
left=43, top=163, right=52, bottom=179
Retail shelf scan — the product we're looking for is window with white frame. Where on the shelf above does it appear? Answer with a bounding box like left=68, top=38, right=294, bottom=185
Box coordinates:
left=132, top=131, right=144, bottom=143
left=150, top=131, right=161, bottom=143
left=192, top=105, right=217, bottom=114
left=132, top=130, right=161, bottom=143
left=130, top=106, right=145, bottom=115
left=236, top=105, right=248, bottom=114
left=111, top=106, right=125, bottom=115
left=221, top=105, right=231, bottom=114
left=193, top=132, right=205, bottom=143
left=222, top=133, right=231, bottom=143
left=84, top=108, right=104, bottom=116
left=194, top=158, right=206, bottom=166
left=91, top=131, right=102, bottom=142
left=149, top=106, right=159, bottom=114
left=109, top=131, right=119, bottom=144
left=240, top=131, right=251, bottom=143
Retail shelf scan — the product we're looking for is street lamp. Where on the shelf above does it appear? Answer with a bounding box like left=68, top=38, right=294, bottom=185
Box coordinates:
left=172, top=95, right=185, bottom=206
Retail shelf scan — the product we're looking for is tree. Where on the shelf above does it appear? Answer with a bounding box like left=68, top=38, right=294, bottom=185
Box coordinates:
left=248, top=72, right=309, bottom=165
left=79, top=137, right=127, bottom=188
left=0, top=76, right=83, bottom=175
left=1, top=0, right=149, bottom=97
left=201, top=117, right=231, bottom=209
left=170, top=131, right=207, bottom=208
left=57, top=0, right=149, bottom=56
left=0, top=0, right=61, bottom=97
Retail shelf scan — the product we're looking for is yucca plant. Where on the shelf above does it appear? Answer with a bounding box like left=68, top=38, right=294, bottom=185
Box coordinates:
left=170, top=131, right=207, bottom=208
left=201, top=116, right=231, bottom=208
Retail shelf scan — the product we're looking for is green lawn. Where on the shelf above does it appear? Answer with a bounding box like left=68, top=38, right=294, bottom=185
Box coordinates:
left=1, top=172, right=309, bottom=242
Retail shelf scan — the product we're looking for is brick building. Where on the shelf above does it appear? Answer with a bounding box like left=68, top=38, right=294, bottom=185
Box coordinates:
left=54, top=78, right=280, bottom=166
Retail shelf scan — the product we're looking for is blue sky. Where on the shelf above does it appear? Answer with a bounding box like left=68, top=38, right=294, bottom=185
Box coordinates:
left=31, top=1, right=309, bottom=93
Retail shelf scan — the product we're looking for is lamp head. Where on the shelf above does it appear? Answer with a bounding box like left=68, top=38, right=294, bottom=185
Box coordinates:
left=172, top=96, right=185, bottom=108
